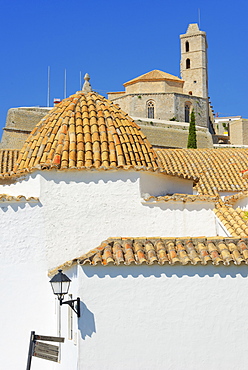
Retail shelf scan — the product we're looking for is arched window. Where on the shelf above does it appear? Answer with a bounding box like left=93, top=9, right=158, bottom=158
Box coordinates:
left=147, top=100, right=154, bottom=119
left=185, top=41, right=189, bottom=52
left=186, top=58, right=190, bottom=69
left=185, top=103, right=191, bottom=123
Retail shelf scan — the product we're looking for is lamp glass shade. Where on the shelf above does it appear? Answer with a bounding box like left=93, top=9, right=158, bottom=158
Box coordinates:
left=49, top=270, right=71, bottom=299
left=50, top=280, right=70, bottom=295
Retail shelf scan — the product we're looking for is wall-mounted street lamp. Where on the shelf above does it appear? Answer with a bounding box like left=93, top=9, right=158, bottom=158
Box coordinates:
left=49, top=269, right=80, bottom=317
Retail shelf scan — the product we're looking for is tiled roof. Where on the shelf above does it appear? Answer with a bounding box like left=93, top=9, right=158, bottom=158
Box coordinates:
left=123, top=70, right=183, bottom=87
left=156, top=148, right=248, bottom=195
left=1, top=130, right=248, bottom=195
left=0, top=91, right=163, bottom=178
left=0, top=194, right=39, bottom=202
left=224, top=192, right=248, bottom=206
left=48, top=237, right=248, bottom=274
left=0, top=92, right=198, bottom=182
left=144, top=194, right=218, bottom=203
left=241, top=169, right=248, bottom=178
left=214, top=204, right=248, bottom=237
left=0, top=150, right=19, bottom=173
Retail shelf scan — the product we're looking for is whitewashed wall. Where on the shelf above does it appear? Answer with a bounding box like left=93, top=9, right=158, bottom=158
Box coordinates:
left=0, top=170, right=216, bottom=269
left=70, top=263, right=248, bottom=370
left=139, top=171, right=193, bottom=196
left=232, top=197, right=248, bottom=210
left=214, top=215, right=231, bottom=237
left=220, top=191, right=240, bottom=199
left=0, top=196, right=56, bottom=370
left=0, top=168, right=218, bottom=369
left=41, top=170, right=215, bottom=267
left=0, top=170, right=215, bottom=269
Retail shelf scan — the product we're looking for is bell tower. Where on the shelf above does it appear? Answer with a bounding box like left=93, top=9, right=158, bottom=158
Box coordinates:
left=180, top=23, right=208, bottom=99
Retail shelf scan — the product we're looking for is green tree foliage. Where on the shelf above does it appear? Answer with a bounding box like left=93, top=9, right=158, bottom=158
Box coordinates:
left=187, top=110, right=197, bottom=149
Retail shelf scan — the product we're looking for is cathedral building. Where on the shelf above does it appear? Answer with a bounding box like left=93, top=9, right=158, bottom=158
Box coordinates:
left=108, top=23, right=213, bottom=148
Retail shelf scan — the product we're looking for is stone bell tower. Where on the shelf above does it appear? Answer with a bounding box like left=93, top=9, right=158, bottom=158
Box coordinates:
left=180, top=23, right=208, bottom=99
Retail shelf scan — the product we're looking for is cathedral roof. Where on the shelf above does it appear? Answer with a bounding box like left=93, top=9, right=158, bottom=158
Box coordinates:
left=123, top=70, right=183, bottom=87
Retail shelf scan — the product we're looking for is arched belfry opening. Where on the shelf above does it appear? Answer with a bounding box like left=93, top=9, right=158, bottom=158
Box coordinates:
left=147, top=100, right=155, bottom=119
left=185, top=41, right=189, bottom=52
left=186, top=58, right=190, bottom=69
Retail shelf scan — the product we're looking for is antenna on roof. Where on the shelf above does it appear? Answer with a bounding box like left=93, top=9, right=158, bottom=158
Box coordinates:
left=79, top=71, right=82, bottom=90
left=47, top=66, right=50, bottom=107
left=198, top=8, right=201, bottom=28
left=64, top=69, right=67, bottom=99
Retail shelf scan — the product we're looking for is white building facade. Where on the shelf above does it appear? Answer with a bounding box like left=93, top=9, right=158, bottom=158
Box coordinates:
left=1, top=89, right=248, bottom=370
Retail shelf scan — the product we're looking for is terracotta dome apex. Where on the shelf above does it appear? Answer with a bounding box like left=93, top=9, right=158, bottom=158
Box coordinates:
left=11, top=89, right=160, bottom=177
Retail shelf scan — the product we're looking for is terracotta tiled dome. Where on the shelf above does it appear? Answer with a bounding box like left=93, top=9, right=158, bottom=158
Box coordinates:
left=12, top=91, right=160, bottom=175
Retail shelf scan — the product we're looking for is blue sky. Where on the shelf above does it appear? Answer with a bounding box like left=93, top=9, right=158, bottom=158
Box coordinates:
left=0, top=0, right=247, bottom=132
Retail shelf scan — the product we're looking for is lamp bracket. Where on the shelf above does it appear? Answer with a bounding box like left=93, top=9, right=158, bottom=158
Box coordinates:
left=60, top=297, right=80, bottom=317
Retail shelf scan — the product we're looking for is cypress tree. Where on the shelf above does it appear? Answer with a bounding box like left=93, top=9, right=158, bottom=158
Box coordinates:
left=187, top=110, right=197, bottom=149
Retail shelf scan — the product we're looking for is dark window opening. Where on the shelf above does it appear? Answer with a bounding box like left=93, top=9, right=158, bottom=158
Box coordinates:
left=185, top=104, right=190, bottom=123
left=147, top=101, right=154, bottom=119
left=189, top=91, right=192, bottom=95
left=186, top=58, right=190, bottom=69
left=185, top=41, right=189, bottom=52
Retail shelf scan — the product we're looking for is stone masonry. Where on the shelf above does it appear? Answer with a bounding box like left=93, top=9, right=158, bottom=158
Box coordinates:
left=0, top=107, right=51, bottom=149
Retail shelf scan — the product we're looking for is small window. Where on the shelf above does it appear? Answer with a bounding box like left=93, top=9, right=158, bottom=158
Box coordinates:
left=186, top=59, right=190, bottom=69
left=189, top=91, right=192, bottom=95
left=147, top=101, right=154, bottom=119
left=185, top=41, right=189, bottom=52
left=185, top=104, right=190, bottom=123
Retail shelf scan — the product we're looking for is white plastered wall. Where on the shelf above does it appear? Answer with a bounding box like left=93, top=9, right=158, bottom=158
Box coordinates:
left=232, top=197, right=248, bottom=210
left=139, top=171, right=193, bottom=197
left=0, top=168, right=217, bottom=369
left=70, top=264, right=248, bottom=370
left=220, top=191, right=240, bottom=199
left=0, top=189, right=56, bottom=370
left=215, top=214, right=231, bottom=237
left=39, top=170, right=215, bottom=267
left=0, top=170, right=217, bottom=269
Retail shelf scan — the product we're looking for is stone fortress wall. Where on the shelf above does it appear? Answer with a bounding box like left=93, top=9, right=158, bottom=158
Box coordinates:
left=137, top=119, right=212, bottom=148
left=0, top=107, right=51, bottom=149
left=0, top=103, right=213, bottom=150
